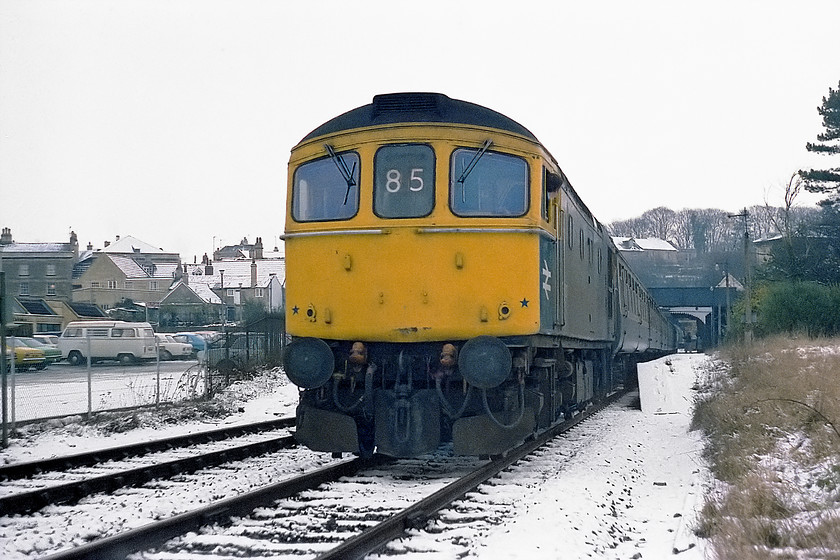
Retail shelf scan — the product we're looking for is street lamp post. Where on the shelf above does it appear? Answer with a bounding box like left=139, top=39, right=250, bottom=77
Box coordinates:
left=219, top=269, right=225, bottom=325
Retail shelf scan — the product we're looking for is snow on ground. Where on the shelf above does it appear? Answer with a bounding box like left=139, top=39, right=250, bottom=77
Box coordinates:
left=470, top=353, right=709, bottom=560
left=0, top=368, right=301, bottom=465
left=0, top=354, right=713, bottom=559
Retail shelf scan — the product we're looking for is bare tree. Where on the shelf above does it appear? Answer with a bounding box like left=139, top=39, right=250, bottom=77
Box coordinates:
left=639, top=207, right=677, bottom=241
left=672, top=210, right=696, bottom=250
left=764, top=173, right=802, bottom=240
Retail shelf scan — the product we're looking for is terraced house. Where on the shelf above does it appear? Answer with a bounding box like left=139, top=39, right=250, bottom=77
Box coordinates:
left=72, top=235, right=183, bottom=318
left=0, top=227, right=105, bottom=334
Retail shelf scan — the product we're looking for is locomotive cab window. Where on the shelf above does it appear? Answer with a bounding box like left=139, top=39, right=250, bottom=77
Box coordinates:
left=292, top=151, right=360, bottom=222
left=374, top=144, right=435, bottom=218
left=450, top=148, right=528, bottom=217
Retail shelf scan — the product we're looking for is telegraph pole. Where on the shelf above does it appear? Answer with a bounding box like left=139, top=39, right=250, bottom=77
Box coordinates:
left=729, top=209, right=752, bottom=344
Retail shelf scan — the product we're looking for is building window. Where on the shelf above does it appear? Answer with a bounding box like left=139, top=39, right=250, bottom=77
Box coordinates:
left=47, top=284, right=56, bottom=296
left=149, top=281, right=158, bottom=290
left=46, top=264, right=56, bottom=276
left=107, top=280, right=117, bottom=289
left=19, top=282, right=29, bottom=296
left=124, top=281, right=133, bottom=289
left=254, top=288, right=264, bottom=298
left=227, top=289, right=236, bottom=297
left=91, top=281, right=101, bottom=288
left=19, top=264, right=29, bottom=276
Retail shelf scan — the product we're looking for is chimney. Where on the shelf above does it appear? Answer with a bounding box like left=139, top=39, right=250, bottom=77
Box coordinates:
left=70, top=230, right=79, bottom=262
left=251, top=258, right=258, bottom=288
left=0, top=227, right=13, bottom=245
left=205, top=259, right=214, bottom=276
left=253, top=237, right=264, bottom=260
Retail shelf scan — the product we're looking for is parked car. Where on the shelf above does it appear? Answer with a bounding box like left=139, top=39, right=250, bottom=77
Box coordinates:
left=33, top=334, right=61, bottom=347
left=173, top=332, right=206, bottom=354
left=17, top=337, right=62, bottom=365
left=59, top=320, right=157, bottom=365
left=5, top=341, right=46, bottom=371
left=155, top=334, right=194, bottom=361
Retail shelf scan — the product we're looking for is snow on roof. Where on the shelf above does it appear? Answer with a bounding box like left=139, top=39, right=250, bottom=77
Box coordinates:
left=612, top=237, right=677, bottom=252
left=109, top=255, right=179, bottom=279
left=191, top=282, right=222, bottom=304
left=0, top=242, right=74, bottom=254
left=109, top=255, right=149, bottom=278
left=168, top=279, right=222, bottom=304
left=635, top=238, right=678, bottom=251
left=184, top=259, right=285, bottom=289
left=154, top=262, right=180, bottom=278
left=102, top=235, right=167, bottom=254
left=715, top=273, right=744, bottom=290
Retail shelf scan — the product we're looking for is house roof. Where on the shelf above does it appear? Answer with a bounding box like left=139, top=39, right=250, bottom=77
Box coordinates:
left=612, top=237, right=678, bottom=252
left=102, top=235, right=170, bottom=255
left=110, top=255, right=150, bottom=278
left=163, top=280, right=222, bottom=305
left=0, top=242, right=75, bottom=255
left=16, top=298, right=58, bottom=316
left=184, top=259, right=286, bottom=290
left=67, top=302, right=107, bottom=318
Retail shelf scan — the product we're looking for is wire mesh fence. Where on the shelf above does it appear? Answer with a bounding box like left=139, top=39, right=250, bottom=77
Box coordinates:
left=1, top=318, right=287, bottom=435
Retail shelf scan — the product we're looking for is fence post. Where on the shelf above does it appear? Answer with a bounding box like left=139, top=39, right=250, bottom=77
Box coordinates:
left=87, top=331, right=92, bottom=419
left=0, top=271, right=7, bottom=447
left=9, top=335, right=15, bottom=429
left=155, top=337, right=161, bottom=408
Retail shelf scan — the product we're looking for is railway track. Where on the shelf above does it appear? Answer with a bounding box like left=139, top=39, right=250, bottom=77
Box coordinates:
left=27, top=391, right=625, bottom=560
left=0, top=417, right=296, bottom=516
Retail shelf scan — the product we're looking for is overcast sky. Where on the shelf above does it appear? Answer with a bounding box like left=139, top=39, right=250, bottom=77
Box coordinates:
left=2, top=1, right=839, bottom=261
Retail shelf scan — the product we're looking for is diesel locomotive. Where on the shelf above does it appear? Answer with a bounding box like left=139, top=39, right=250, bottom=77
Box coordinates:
left=282, top=93, right=678, bottom=458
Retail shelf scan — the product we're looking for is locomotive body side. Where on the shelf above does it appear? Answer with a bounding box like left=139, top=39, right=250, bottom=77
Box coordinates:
left=282, top=94, right=676, bottom=458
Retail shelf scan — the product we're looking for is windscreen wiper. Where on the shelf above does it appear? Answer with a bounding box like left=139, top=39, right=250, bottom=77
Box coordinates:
left=456, top=139, right=493, bottom=201
left=325, top=144, right=357, bottom=205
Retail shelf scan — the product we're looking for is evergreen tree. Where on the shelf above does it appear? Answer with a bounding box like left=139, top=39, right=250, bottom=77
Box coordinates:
left=800, top=80, right=840, bottom=206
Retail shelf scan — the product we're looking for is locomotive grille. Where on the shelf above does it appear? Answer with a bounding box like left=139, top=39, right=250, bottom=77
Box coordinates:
left=372, top=93, right=443, bottom=118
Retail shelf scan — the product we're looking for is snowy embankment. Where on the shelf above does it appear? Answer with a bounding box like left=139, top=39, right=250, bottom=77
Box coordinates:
left=0, top=355, right=712, bottom=559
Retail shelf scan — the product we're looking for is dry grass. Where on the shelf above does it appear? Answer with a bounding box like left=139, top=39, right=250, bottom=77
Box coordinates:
left=692, top=335, right=840, bottom=559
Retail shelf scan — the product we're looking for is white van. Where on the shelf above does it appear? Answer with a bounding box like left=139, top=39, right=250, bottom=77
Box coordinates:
left=58, top=320, right=157, bottom=366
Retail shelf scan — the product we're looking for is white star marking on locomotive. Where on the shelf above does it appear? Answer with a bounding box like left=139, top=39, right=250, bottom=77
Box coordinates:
left=542, top=259, right=552, bottom=299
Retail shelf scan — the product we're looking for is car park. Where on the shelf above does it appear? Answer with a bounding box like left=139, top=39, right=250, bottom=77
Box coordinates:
left=155, top=334, right=194, bottom=361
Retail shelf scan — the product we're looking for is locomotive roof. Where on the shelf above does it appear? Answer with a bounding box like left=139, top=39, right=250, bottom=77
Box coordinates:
left=299, top=93, right=539, bottom=143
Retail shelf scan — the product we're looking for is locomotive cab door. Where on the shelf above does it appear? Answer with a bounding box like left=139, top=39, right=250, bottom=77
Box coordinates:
left=540, top=168, right=563, bottom=332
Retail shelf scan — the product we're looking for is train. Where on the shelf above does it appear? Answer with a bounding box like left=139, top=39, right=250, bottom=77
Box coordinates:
left=282, top=93, right=679, bottom=458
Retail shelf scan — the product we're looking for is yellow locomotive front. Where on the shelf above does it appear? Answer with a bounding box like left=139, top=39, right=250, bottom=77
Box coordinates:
left=284, top=93, right=565, bottom=457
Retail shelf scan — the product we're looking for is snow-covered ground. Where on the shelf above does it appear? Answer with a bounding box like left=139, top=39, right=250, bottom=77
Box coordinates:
left=468, top=353, right=709, bottom=559
left=0, top=353, right=712, bottom=559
